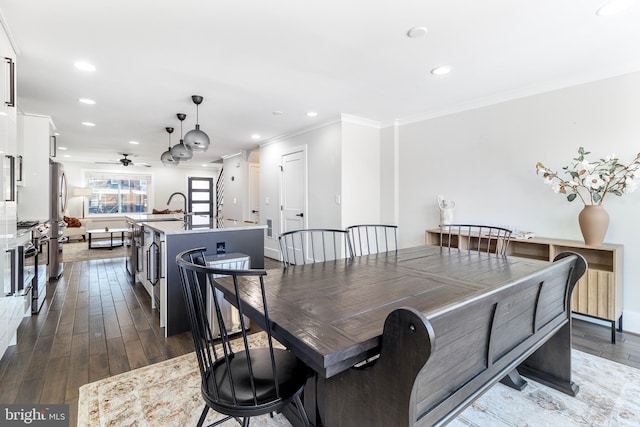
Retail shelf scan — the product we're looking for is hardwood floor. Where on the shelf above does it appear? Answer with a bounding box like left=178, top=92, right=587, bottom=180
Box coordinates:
left=0, top=256, right=639, bottom=426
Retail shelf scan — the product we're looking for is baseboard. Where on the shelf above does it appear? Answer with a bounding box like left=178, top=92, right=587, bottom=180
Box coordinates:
left=265, top=246, right=280, bottom=260
left=622, top=309, right=640, bottom=335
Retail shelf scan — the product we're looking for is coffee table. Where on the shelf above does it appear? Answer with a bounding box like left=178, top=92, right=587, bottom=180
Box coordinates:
left=87, top=228, right=128, bottom=249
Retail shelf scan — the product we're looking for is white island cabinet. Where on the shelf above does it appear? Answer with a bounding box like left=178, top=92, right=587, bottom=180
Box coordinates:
left=141, top=218, right=266, bottom=337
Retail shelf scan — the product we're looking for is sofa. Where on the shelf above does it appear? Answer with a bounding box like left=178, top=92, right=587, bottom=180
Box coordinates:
left=63, top=217, right=90, bottom=242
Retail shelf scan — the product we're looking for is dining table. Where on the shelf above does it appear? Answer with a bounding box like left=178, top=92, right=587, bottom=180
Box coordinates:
left=212, top=244, right=585, bottom=427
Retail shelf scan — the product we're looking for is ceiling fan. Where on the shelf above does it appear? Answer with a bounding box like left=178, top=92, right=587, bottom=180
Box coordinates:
left=96, top=153, right=151, bottom=168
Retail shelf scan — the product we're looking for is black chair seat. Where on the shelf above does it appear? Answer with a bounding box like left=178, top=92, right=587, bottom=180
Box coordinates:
left=205, top=348, right=307, bottom=408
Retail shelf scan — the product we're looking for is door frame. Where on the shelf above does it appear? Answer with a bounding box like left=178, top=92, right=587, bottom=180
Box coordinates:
left=279, top=145, right=308, bottom=239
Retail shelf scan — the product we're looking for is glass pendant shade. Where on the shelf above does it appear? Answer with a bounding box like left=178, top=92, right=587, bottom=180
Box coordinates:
left=161, top=126, right=179, bottom=167
left=161, top=147, right=179, bottom=167
left=171, top=140, right=193, bottom=160
left=183, top=125, right=210, bottom=152
left=184, top=95, right=210, bottom=152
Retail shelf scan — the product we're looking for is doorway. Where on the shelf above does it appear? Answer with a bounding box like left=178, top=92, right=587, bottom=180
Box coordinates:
left=188, top=177, right=214, bottom=217
left=280, top=148, right=307, bottom=234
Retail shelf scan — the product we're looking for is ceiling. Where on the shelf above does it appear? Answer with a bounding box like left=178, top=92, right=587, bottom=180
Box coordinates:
left=1, top=0, right=639, bottom=168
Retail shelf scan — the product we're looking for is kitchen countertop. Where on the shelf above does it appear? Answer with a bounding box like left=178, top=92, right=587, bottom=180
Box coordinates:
left=142, top=216, right=266, bottom=235
left=125, top=213, right=184, bottom=222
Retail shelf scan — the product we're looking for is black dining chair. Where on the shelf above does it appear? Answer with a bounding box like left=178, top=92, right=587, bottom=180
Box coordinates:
left=346, top=224, right=398, bottom=256
left=439, top=224, right=513, bottom=255
left=176, top=247, right=311, bottom=427
left=278, top=228, right=354, bottom=267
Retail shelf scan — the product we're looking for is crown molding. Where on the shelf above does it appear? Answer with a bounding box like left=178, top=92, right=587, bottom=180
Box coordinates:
left=260, top=116, right=342, bottom=148
left=398, top=68, right=640, bottom=126
left=0, top=9, right=21, bottom=55
left=340, top=113, right=382, bottom=128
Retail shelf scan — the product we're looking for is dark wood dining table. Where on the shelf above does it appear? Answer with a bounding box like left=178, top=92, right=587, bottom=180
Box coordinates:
left=213, top=245, right=583, bottom=426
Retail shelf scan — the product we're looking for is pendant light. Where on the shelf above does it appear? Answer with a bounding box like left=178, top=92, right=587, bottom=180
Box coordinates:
left=170, top=113, right=193, bottom=160
left=160, top=127, right=179, bottom=167
left=183, top=95, right=210, bottom=152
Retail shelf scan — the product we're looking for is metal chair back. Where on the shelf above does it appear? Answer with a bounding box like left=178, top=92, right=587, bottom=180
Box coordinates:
left=346, top=224, right=398, bottom=256
left=278, top=229, right=353, bottom=267
left=176, top=247, right=310, bottom=426
left=439, top=224, right=512, bottom=255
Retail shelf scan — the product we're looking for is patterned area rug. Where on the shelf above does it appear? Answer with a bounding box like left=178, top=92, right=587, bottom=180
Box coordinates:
left=78, top=334, right=640, bottom=426
left=62, top=240, right=128, bottom=262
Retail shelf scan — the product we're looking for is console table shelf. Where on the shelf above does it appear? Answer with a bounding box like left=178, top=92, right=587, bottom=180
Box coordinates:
left=425, top=229, right=623, bottom=343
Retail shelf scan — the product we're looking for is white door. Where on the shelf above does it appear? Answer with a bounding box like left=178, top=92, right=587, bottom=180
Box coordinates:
left=248, top=163, right=260, bottom=223
left=281, top=149, right=306, bottom=233
left=280, top=148, right=306, bottom=261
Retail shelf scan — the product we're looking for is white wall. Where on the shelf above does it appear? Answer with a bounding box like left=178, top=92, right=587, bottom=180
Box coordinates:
left=222, top=152, right=248, bottom=223
left=396, top=71, right=640, bottom=333
left=341, top=118, right=381, bottom=227
left=260, top=122, right=342, bottom=258
left=61, top=161, right=219, bottom=221
left=380, top=123, right=397, bottom=225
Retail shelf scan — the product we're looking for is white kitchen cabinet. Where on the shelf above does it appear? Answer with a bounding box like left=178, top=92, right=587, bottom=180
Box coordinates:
left=16, top=113, right=55, bottom=219
left=0, top=16, right=20, bottom=360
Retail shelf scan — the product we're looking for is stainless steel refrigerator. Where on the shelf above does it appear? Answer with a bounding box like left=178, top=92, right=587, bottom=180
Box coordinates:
left=48, top=161, right=67, bottom=280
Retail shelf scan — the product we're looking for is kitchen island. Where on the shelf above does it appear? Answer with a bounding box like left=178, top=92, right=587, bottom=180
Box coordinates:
left=137, top=216, right=266, bottom=336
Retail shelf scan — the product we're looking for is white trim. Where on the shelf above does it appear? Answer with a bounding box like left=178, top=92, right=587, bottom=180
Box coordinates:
left=279, top=144, right=308, bottom=236
left=393, top=119, right=400, bottom=228
left=20, top=112, right=56, bottom=130
left=265, top=246, right=280, bottom=261
left=261, top=117, right=341, bottom=148
left=220, top=151, right=243, bottom=160
left=397, top=69, right=640, bottom=126
left=0, top=9, right=21, bottom=55
left=341, top=113, right=382, bottom=128
left=621, top=309, right=640, bottom=335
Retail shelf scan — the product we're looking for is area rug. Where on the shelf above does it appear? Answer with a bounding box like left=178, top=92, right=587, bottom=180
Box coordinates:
left=78, top=334, right=640, bottom=426
left=63, top=240, right=128, bottom=262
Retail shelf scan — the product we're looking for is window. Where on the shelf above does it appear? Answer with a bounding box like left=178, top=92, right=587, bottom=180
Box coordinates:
left=86, top=172, right=152, bottom=215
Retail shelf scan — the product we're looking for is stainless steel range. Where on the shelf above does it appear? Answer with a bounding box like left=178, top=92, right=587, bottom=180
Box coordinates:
left=18, top=221, right=51, bottom=313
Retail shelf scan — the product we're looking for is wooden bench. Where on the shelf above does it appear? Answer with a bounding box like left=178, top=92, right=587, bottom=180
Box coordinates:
left=320, top=252, right=587, bottom=426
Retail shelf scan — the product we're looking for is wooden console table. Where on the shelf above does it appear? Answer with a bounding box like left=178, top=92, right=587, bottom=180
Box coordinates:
left=425, top=229, right=624, bottom=343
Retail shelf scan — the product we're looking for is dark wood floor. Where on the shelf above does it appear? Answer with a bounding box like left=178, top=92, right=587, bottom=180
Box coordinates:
left=1, top=256, right=639, bottom=426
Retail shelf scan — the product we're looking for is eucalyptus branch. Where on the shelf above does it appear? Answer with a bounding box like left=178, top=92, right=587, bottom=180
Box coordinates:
left=536, top=148, right=640, bottom=206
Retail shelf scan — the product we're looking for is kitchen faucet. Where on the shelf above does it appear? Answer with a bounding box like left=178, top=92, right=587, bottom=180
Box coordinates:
left=167, top=192, right=188, bottom=221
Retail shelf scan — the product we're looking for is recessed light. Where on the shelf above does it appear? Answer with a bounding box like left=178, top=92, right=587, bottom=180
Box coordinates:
left=129, top=140, right=139, bottom=145
left=82, top=122, right=96, bottom=127
left=0, top=112, right=7, bottom=116
left=58, top=146, right=68, bottom=150
left=202, top=164, right=209, bottom=167
left=251, top=134, right=261, bottom=140
left=63, top=154, right=71, bottom=158
left=54, top=132, right=60, bottom=136
left=78, top=98, right=96, bottom=105
left=272, top=111, right=284, bottom=115
left=74, top=61, right=96, bottom=72
left=407, top=26, right=428, bottom=38
left=306, top=111, right=318, bottom=117
left=431, top=66, right=452, bottom=75
left=596, top=0, right=636, bottom=15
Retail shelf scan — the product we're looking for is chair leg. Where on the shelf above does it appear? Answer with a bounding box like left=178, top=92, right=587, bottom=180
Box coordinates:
left=197, top=405, right=209, bottom=427
left=242, top=417, right=250, bottom=427
left=294, top=394, right=311, bottom=427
